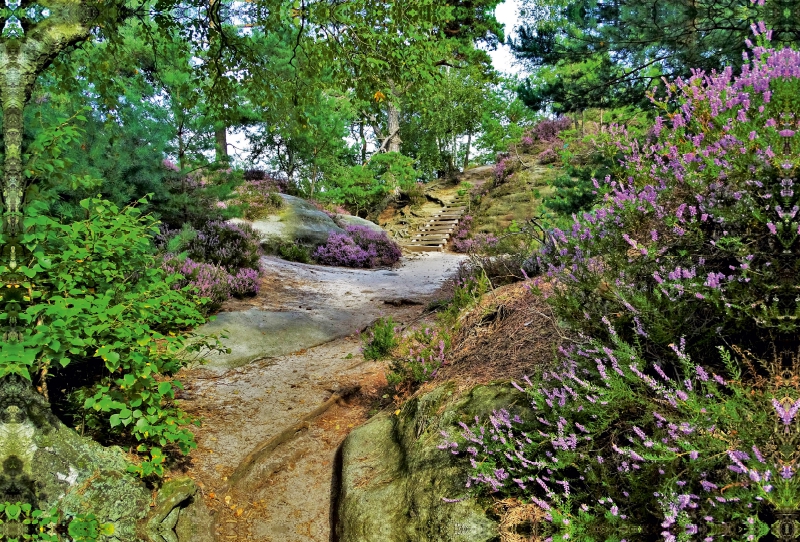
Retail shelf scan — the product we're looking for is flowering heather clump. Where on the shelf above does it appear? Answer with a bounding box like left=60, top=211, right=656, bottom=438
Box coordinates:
left=444, top=335, right=788, bottom=540
left=533, top=117, right=573, bottom=142
left=536, top=43, right=800, bottom=369
left=314, top=225, right=401, bottom=268
left=185, top=220, right=262, bottom=273
left=243, top=169, right=289, bottom=193
left=229, top=267, right=261, bottom=297
left=313, top=232, right=378, bottom=268
left=451, top=215, right=474, bottom=253
left=309, top=199, right=350, bottom=219
left=493, top=153, right=516, bottom=184
left=346, top=225, right=402, bottom=265
left=387, top=325, right=449, bottom=392
left=161, top=257, right=231, bottom=312
left=229, top=177, right=285, bottom=220
left=453, top=232, right=499, bottom=254
left=442, top=40, right=800, bottom=540
left=536, top=146, right=559, bottom=165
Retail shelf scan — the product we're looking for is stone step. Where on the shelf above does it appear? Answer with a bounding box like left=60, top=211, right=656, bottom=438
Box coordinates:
left=410, top=236, right=449, bottom=243
left=404, top=244, right=444, bottom=252
left=420, top=227, right=456, bottom=233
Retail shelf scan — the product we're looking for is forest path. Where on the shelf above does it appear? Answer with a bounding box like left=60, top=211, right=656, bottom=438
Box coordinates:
left=172, top=252, right=465, bottom=541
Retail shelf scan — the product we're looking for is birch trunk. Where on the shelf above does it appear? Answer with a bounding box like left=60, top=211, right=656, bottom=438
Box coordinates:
left=387, top=101, right=401, bottom=153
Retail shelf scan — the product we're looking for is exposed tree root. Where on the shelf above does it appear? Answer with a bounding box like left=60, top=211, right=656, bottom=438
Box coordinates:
left=225, top=387, right=359, bottom=490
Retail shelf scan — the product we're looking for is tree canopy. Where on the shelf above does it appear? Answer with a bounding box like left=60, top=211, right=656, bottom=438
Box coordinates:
left=512, top=0, right=800, bottom=110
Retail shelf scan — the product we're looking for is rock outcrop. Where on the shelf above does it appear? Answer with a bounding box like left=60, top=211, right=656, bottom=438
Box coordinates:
left=336, top=382, right=533, bottom=542
left=0, top=377, right=213, bottom=542
left=332, top=214, right=384, bottom=233
left=245, top=194, right=345, bottom=248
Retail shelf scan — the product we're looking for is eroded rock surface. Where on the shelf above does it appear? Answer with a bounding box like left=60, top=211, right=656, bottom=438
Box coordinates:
left=246, top=194, right=345, bottom=248
left=0, top=376, right=149, bottom=541
left=336, top=382, right=533, bottom=542
left=0, top=377, right=214, bottom=542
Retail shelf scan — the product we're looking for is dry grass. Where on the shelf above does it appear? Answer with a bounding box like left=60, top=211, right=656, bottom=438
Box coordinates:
left=494, top=498, right=547, bottom=542
left=432, top=281, right=572, bottom=387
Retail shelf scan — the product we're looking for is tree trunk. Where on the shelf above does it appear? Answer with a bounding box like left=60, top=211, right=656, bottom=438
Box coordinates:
left=359, top=121, right=367, bottom=164
left=387, top=101, right=401, bottom=153
left=463, top=132, right=472, bottom=171
left=215, top=125, right=228, bottom=162
left=178, top=119, right=186, bottom=170
left=599, top=109, right=604, bottom=133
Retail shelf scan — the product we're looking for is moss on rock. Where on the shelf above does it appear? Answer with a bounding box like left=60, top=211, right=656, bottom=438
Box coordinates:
left=336, top=382, right=533, bottom=542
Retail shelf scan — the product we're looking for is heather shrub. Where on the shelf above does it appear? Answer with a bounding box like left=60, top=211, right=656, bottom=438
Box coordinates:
left=362, top=317, right=400, bottom=360
left=161, top=257, right=231, bottom=312
left=387, top=326, right=450, bottom=393
left=314, top=225, right=401, bottom=268
left=450, top=215, right=474, bottom=253
left=229, top=177, right=284, bottom=220
left=242, top=169, right=289, bottom=192
left=493, top=153, right=520, bottom=184
left=313, top=232, right=378, bottom=268
left=229, top=267, right=261, bottom=297
left=441, top=41, right=800, bottom=539
left=537, top=43, right=800, bottom=371
left=532, top=117, right=573, bottom=142
left=443, top=336, right=781, bottom=541
left=184, top=220, right=262, bottom=273
left=345, top=225, right=402, bottom=266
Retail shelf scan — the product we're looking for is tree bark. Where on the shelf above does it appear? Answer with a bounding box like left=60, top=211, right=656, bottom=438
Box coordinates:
left=359, top=121, right=367, bottom=164
left=215, top=125, right=228, bottom=162
left=387, top=101, right=401, bottom=153
left=463, top=132, right=472, bottom=171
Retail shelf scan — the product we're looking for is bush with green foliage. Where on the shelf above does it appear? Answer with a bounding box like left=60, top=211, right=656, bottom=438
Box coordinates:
left=361, top=317, right=399, bottom=360
left=277, top=243, right=312, bottom=264
left=321, top=152, right=420, bottom=216
left=6, top=197, right=224, bottom=477
left=442, top=42, right=800, bottom=540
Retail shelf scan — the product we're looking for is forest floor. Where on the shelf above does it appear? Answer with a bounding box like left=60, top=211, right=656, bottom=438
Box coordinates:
left=170, top=251, right=465, bottom=542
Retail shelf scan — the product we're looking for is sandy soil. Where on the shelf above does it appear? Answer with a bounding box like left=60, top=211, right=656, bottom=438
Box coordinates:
left=172, top=252, right=465, bottom=541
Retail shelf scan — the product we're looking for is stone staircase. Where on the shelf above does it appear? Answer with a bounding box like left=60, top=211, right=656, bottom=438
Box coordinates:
left=402, top=195, right=469, bottom=252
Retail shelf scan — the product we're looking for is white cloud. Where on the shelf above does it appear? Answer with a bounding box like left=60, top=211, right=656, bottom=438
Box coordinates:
left=488, top=0, right=529, bottom=76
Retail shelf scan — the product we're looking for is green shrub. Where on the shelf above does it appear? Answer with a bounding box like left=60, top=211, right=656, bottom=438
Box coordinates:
left=8, top=197, right=225, bottom=477
left=386, top=326, right=450, bottom=392
left=361, top=317, right=399, bottom=360
left=277, top=243, right=312, bottom=263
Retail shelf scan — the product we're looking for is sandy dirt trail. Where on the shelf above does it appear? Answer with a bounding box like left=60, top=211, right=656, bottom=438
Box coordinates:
left=173, top=252, right=465, bottom=541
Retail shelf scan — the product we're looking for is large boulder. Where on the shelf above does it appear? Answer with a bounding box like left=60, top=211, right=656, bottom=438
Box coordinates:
left=336, top=382, right=533, bottom=542
left=0, top=377, right=213, bottom=542
left=245, top=194, right=344, bottom=249
left=333, top=214, right=384, bottom=233
left=0, top=376, right=150, bottom=541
